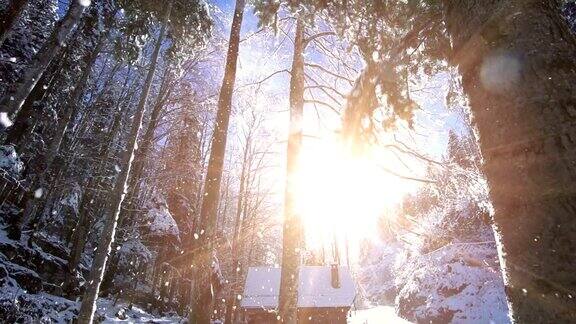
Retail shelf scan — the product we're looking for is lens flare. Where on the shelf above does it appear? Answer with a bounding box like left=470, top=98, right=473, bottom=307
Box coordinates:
left=294, top=136, right=415, bottom=258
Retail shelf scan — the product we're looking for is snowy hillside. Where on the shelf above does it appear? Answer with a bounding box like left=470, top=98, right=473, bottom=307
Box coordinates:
left=357, top=218, right=509, bottom=323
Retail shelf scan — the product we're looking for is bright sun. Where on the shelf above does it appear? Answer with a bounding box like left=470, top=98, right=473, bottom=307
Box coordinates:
left=294, top=135, right=416, bottom=259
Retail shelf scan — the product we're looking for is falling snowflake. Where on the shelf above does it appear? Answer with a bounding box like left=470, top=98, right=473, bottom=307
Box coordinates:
left=34, top=188, right=43, bottom=198
left=0, top=112, right=13, bottom=128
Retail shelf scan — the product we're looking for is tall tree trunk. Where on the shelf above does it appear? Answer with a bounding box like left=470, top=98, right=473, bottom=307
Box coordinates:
left=224, top=138, right=250, bottom=324
left=99, top=71, right=172, bottom=294
left=2, top=50, right=65, bottom=146
left=129, top=68, right=171, bottom=186
left=0, top=0, right=86, bottom=124
left=218, top=174, right=231, bottom=231
left=119, top=68, right=172, bottom=227
left=64, top=67, right=134, bottom=277
left=442, top=0, right=576, bottom=321
left=0, top=0, right=29, bottom=47
left=279, top=16, right=305, bottom=324
left=20, top=32, right=108, bottom=236
left=189, top=0, right=245, bottom=323
left=76, top=2, right=173, bottom=322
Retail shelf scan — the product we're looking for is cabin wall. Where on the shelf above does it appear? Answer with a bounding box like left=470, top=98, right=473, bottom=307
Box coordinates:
left=243, top=307, right=350, bottom=324
left=298, top=307, right=350, bottom=324
left=244, top=309, right=278, bottom=324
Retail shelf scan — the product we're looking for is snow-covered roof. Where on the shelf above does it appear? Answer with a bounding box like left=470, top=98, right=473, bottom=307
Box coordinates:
left=241, top=266, right=356, bottom=309
left=241, top=267, right=281, bottom=309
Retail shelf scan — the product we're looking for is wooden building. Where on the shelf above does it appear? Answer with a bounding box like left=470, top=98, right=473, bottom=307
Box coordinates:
left=240, top=265, right=356, bottom=323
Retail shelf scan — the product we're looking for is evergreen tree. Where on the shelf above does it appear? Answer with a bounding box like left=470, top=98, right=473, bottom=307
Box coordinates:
left=190, top=0, right=244, bottom=322
left=0, top=0, right=30, bottom=47
left=77, top=0, right=211, bottom=321
left=0, top=0, right=88, bottom=123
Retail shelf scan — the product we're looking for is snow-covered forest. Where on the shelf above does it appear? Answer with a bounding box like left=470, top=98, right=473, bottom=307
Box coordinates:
left=1, top=0, right=576, bottom=323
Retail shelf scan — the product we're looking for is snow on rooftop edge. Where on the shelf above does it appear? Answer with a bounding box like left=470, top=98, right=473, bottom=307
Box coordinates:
left=241, top=266, right=356, bottom=309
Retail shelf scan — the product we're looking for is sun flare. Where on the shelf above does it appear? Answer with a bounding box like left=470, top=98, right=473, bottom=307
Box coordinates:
left=294, top=135, right=415, bottom=258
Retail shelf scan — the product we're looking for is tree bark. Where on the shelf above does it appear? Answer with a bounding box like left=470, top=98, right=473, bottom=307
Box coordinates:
left=0, top=0, right=29, bottom=47
left=76, top=2, right=173, bottom=322
left=442, top=0, right=576, bottom=322
left=279, top=16, right=306, bottom=324
left=99, top=70, right=173, bottom=295
left=119, top=68, right=172, bottom=227
left=64, top=71, right=134, bottom=286
left=189, top=0, right=245, bottom=323
left=224, top=135, right=250, bottom=324
left=0, top=0, right=86, bottom=123
left=2, top=54, right=62, bottom=146
left=129, top=69, right=171, bottom=187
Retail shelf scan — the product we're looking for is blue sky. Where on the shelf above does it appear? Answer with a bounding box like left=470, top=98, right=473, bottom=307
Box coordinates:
left=211, top=0, right=261, bottom=32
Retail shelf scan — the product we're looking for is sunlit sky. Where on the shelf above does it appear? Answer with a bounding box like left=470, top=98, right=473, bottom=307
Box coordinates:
left=210, top=1, right=461, bottom=263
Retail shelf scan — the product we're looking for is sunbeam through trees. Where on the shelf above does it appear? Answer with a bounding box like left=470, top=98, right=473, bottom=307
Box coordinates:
left=0, top=0, right=575, bottom=323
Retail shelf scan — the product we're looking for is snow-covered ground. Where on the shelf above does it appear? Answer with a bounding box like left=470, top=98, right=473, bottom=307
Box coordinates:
left=0, top=225, right=185, bottom=323
left=0, top=281, right=185, bottom=323
left=98, top=299, right=184, bottom=323
left=349, top=306, right=412, bottom=324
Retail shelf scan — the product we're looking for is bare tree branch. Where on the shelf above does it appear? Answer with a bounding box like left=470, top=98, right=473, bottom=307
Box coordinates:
left=379, top=165, right=436, bottom=184
left=304, top=85, right=346, bottom=98
left=305, top=62, right=354, bottom=84
left=238, top=69, right=291, bottom=89
left=303, top=31, right=335, bottom=47
left=303, top=99, right=340, bottom=115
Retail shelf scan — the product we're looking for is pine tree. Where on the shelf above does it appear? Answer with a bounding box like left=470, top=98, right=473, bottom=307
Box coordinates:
left=0, top=0, right=30, bottom=47
left=76, top=3, right=174, bottom=322
left=0, top=0, right=87, bottom=124
left=190, top=0, right=245, bottom=322
left=278, top=16, right=305, bottom=324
